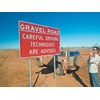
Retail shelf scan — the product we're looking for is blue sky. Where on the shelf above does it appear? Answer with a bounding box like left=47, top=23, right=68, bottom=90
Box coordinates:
left=0, top=12, right=100, bottom=49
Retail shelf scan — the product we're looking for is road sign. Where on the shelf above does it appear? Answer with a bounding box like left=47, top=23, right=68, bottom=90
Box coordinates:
left=19, top=21, right=60, bottom=58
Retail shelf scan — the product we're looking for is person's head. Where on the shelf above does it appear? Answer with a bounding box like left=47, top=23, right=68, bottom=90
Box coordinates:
left=92, top=47, right=100, bottom=54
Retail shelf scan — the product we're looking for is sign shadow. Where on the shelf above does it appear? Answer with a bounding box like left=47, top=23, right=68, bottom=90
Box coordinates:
left=67, top=66, right=88, bottom=87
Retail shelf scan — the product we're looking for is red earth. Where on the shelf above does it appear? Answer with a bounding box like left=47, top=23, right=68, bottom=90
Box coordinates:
left=0, top=49, right=100, bottom=87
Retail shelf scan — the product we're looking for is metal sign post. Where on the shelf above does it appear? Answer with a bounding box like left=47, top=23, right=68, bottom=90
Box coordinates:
left=29, top=58, right=32, bottom=87
left=54, top=55, right=56, bottom=79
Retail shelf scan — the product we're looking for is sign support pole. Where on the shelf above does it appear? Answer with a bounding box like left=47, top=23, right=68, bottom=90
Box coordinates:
left=29, top=58, right=32, bottom=87
left=54, top=55, right=56, bottom=79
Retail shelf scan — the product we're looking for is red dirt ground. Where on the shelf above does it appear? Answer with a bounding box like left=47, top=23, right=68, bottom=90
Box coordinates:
left=0, top=49, right=100, bottom=87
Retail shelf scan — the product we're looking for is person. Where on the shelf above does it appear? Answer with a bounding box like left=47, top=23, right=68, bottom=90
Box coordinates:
left=88, top=47, right=100, bottom=87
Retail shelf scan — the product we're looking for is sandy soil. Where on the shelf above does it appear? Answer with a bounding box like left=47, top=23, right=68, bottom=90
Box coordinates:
left=0, top=49, right=100, bottom=87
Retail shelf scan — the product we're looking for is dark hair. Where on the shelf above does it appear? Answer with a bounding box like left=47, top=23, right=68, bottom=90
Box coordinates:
left=93, top=47, right=100, bottom=54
